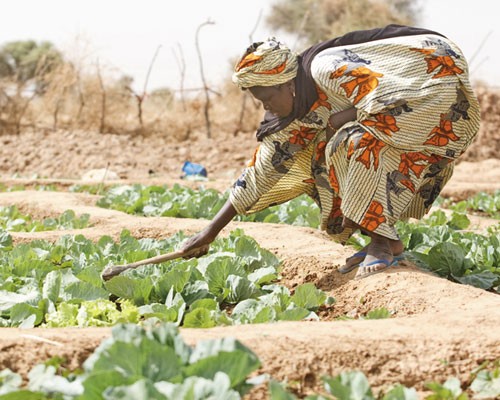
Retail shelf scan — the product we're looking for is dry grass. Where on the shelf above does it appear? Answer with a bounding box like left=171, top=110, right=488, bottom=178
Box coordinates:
left=0, top=56, right=263, bottom=141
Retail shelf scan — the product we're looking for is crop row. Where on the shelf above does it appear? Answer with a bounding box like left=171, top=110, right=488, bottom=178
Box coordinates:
left=1, top=184, right=498, bottom=291
left=0, top=229, right=333, bottom=328
left=0, top=206, right=90, bottom=232
left=0, top=322, right=499, bottom=400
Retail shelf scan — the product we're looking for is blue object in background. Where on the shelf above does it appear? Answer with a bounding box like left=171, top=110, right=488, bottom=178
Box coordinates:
left=182, top=161, right=207, bottom=178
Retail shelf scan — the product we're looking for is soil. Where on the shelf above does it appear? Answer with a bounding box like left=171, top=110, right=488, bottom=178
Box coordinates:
left=0, top=101, right=499, bottom=398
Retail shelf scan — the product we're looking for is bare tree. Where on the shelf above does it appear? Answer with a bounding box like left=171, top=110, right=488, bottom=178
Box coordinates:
left=95, top=59, right=106, bottom=134
left=195, top=19, right=215, bottom=138
left=173, top=43, right=187, bottom=111
left=74, top=67, right=86, bottom=127
left=124, top=45, right=162, bottom=133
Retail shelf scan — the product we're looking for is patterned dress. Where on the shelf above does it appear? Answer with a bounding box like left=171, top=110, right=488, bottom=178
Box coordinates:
left=230, top=33, right=481, bottom=243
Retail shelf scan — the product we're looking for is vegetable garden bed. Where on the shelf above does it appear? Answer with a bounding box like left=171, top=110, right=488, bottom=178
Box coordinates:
left=0, top=185, right=499, bottom=399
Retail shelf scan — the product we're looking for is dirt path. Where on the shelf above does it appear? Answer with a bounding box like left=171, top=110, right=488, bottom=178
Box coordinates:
left=0, top=187, right=499, bottom=398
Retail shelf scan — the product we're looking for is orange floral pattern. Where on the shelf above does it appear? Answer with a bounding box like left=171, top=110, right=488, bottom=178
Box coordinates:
left=399, top=152, right=429, bottom=178
left=338, top=66, right=384, bottom=104
left=289, top=126, right=317, bottom=147
left=329, top=64, right=348, bottom=79
left=361, top=113, right=399, bottom=136
left=310, top=85, right=332, bottom=112
left=329, top=196, right=343, bottom=220
left=360, top=200, right=387, bottom=232
left=410, top=48, right=464, bottom=79
left=355, top=131, right=386, bottom=170
left=347, top=141, right=355, bottom=160
left=315, top=141, right=327, bottom=161
left=424, top=114, right=460, bottom=146
left=328, top=165, right=340, bottom=193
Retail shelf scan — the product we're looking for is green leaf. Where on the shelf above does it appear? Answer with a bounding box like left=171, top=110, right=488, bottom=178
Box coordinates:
left=155, top=372, right=241, bottom=400
left=81, top=370, right=136, bottom=400
left=428, top=243, right=466, bottom=277
left=76, top=267, right=105, bottom=287
left=103, top=378, right=167, bottom=400
left=0, top=391, right=46, bottom=399
left=45, top=302, right=79, bottom=327
left=42, top=270, right=61, bottom=303
left=0, top=290, right=40, bottom=313
left=184, top=338, right=260, bottom=388
left=454, top=271, right=498, bottom=290
left=425, top=377, right=467, bottom=400
left=181, top=280, right=211, bottom=304
left=10, top=304, right=43, bottom=327
left=470, top=369, right=500, bottom=399
left=91, top=337, right=182, bottom=383
left=448, top=212, right=470, bottom=230
left=231, top=299, right=276, bottom=324
left=154, top=266, right=191, bottom=300
left=248, top=267, right=278, bottom=285
left=63, top=281, right=108, bottom=301
left=183, top=308, right=216, bottom=328
left=201, top=256, right=245, bottom=300
left=259, top=285, right=291, bottom=312
left=226, top=275, right=262, bottom=304
left=0, top=231, right=12, bottom=250
left=138, top=303, right=178, bottom=323
left=269, top=379, right=299, bottom=400
left=104, top=275, right=152, bottom=306
left=277, top=307, right=312, bottom=321
left=290, top=283, right=327, bottom=311
left=365, top=307, right=391, bottom=320
left=0, top=368, right=22, bottom=394
left=77, top=300, right=139, bottom=327
left=382, top=384, right=418, bottom=400
left=189, top=298, right=218, bottom=311
left=27, top=364, right=82, bottom=395
left=323, top=371, right=375, bottom=400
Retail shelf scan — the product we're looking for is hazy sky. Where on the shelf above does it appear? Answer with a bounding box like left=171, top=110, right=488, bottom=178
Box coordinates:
left=3, top=0, right=499, bottom=91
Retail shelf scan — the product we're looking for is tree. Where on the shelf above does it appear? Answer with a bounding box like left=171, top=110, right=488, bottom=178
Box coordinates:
left=265, top=0, right=422, bottom=49
left=0, top=40, right=62, bottom=90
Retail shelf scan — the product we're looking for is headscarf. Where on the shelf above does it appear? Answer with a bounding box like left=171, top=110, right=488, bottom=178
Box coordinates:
left=232, top=37, right=298, bottom=89
left=246, top=25, right=446, bottom=141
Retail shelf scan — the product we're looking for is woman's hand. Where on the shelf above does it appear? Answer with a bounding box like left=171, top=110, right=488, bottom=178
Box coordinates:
left=179, top=199, right=238, bottom=259
left=180, top=228, right=215, bottom=258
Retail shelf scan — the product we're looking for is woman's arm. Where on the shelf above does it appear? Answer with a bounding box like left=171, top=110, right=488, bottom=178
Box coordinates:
left=326, top=106, right=357, bottom=141
left=179, top=199, right=237, bottom=258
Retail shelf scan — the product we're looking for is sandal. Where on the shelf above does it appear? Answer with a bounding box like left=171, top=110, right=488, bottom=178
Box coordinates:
left=338, top=251, right=367, bottom=274
left=354, top=256, right=403, bottom=280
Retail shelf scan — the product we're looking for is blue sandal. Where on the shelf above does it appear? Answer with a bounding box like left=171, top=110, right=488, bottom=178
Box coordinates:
left=354, top=256, right=403, bottom=280
left=338, top=251, right=367, bottom=274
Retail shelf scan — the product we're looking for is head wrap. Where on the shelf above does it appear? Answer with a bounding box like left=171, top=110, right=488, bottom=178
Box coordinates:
left=232, top=37, right=298, bottom=89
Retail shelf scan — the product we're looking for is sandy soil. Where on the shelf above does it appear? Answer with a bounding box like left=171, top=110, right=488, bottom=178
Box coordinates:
left=0, top=172, right=499, bottom=398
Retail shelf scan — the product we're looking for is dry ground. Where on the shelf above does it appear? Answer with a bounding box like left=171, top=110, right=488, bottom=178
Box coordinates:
left=0, top=157, right=499, bottom=398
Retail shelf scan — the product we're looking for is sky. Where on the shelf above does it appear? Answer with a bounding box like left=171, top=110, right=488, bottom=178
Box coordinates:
left=2, top=0, right=499, bottom=92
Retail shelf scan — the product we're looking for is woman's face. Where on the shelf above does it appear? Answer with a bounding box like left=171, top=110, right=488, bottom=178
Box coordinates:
left=248, top=80, right=295, bottom=118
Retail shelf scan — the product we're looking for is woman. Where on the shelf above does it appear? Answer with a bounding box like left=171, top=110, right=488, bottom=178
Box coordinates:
left=181, top=24, right=480, bottom=279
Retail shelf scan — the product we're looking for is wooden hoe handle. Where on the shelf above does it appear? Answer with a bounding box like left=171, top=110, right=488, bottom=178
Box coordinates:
left=101, top=249, right=188, bottom=281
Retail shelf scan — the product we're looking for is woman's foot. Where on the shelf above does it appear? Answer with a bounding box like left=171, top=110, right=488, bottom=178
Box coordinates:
left=354, top=236, right=404, bottom=280
left=338, top=248, right=367, bottom=274
left=339, top=240, right=403, bottom=274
